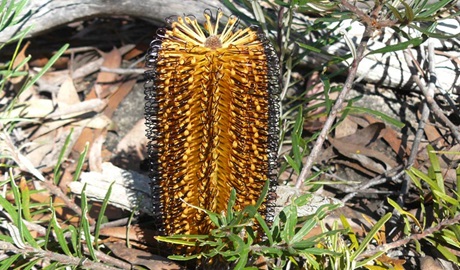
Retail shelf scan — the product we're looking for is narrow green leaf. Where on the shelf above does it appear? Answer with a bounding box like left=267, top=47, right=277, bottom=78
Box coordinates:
left=80, top=185, right=97, bottom=261
left=433, top=190, right=458, bottom=206
left=168, top=254, right=200, bottom=261
left=0, top=254, right=21, bottom=270
left=226, top=188, right=237, bottom=222
left=9, top=175, right=38, bottom=248
left=368, top=38, right=424, bottom=55
left=402, top=1, right=415, bottom=22
left=321, top=74, right=332, bottom=114
left=356, top=251, right=386, bottom=268
left=348, top=106, right=405, bottom=128
left=282, top=204, right=297, bottom=243
left=299, top=247, right=340, bottom=256
left=291, top=240, right=316, bottom=250
left=388, top=197, right=422, bottom=230
left=386, top=3, right=404, bottom=21
left=284, top=155, right=300, bottom=175
left=350, top=212, right=392, bottom=261
left=406, top=169, right=423, bottom=190
left=156, top=235, right=201, bottom=246
left=53, top=128, right=74, bottom=185
left=428, top=145, right=445, bottom=194
left=93, top=181, right=114, bottom=250
left=73, top=140, right=88, bottom=182
left=291, top=218, right=317, bottom=243
left=20, top=44, right=69, bottom=97
left=50, top=208, right=72, bottom=256
left=416, top=0, right=452, bottom=18
left=428, top=237, right=460, bottom=264
left=254, top=213, right=273, bottom=245
left=340, top=215, right=359, bottom=250
left=254, top=180, right=270, bottom=211
left=67, top=225, right=79, bottom=256
left=296, top=42, right=322, bottom=53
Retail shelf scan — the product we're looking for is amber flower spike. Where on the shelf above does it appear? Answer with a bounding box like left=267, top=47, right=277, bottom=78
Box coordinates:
left=145, top=9, right=280, bottom=253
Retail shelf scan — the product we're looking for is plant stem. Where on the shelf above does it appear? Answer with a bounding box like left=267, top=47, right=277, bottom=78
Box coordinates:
left=295, top=22, right=374, bottom=189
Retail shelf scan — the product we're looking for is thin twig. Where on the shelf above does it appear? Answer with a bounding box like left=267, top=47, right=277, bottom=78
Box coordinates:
left=397, top=43, right=435, bottom=202
left=0, top=240, right=124, bottom=270
left=357, top=213, right=460, bottom=260
left=100, top=67, right=145, bottom=75
left=82, top=245, right=132, bottom=269
left=295, top=1, right=375, bottom=188
left=423, top=45, right=460, bottom=143
left=342, top=165, right=405, bottom=203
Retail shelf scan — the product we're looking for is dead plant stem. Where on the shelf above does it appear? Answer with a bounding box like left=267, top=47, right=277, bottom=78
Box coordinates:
left=295, top=10, right=374, bottom=189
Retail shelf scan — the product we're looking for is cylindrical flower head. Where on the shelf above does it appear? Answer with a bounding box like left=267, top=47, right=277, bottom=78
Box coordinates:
left=145, top=9, right=280, bottom=254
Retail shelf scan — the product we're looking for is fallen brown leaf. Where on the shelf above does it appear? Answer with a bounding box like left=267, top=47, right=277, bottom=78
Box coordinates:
left=93, top=47, right=122, bottom=99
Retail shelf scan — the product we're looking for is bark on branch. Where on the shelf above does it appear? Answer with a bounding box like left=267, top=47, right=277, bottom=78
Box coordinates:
left=0, top=0, right=229, bottom=43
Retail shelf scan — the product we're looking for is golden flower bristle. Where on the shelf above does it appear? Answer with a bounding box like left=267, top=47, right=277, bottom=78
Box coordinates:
left=145, top=9, right=280, bottom=254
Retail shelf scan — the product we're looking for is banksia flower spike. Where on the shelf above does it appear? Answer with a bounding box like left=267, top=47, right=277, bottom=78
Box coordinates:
left=145, top=9, right=280, bottom=253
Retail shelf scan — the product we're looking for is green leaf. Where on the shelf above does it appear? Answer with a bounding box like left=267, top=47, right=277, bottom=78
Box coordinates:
left=15, top=44, right=69, bottom=102
left=0, top=254, right=21, bottom=270
left=284, top=155, right=300, bottom=175
left=427, top=237, right=460, bottom=264
left=416, top=0, right=452, bottom=18
left=80, top=185, right=97, bottom=261
left=299, top=247, right=341, bottom=256
left=227, top=188, right=237, bottom=222
left=50, top=208, right=73, bottom=256
left=356, top=251, right=386, bottom=268
left=340, top=215, right=359, bottom=250
left=9, top=175, right=38, bottom=248
left=254, top=213, right=273, bottom=246
left=291, top=218, right=317, bottom=243
left=386, top=3, right=404, bottom=21
left=433, top=190, right=458, bottom=208
left=72, top=140, right=88, bottom=182
left=259, top=246, right=283, bottom=257
left=67, top=225, right=79, bottom=256
left=156, top=235, right=199, bottom=246
left=347, top=106, right=405, bottom=128
left=296, top=42, right=323, bottom=53
left=281, top=204, right=297, bottom=243
left=93, top=181, right=114, bottom=249
left=53, top=129, right=74, bottom=185
left=290, top=240, right=316, bottom=250
left=388, top=197, right=422, bottom=230
left=350, top=212, right=392, bottom=262
left=254, top=179, right=270, bottom=211
left=406, top=168, right=423, bottom=190
left=428, top=145, right=445, bottom=194
left=401, top=0, right=415, bottom=22
left=368, top=38, right=424, bottom=55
